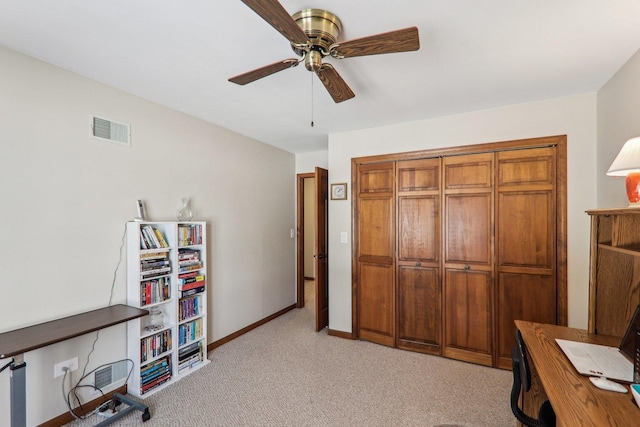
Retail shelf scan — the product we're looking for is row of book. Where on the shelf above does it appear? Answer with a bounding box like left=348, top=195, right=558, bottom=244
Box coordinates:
left=141, top=329, right=172, bottom=363
left=140, top=355, right=172, bottom=395
left=178, top=224, right=203, bottom=247
left=140, top=277, right=171, bottom=306
left=178, top=317, right=204, bottom=346
left=140, top=251, right=171, bottom=279
left=178, top=269, right=205, bottom=298
left=178, top=341, right=203, bottom=374
left=179, top=295, right=203, bottom=322
left=140, top=225, right=169, bottom=250
left=178, top=249, right=203, bottom=273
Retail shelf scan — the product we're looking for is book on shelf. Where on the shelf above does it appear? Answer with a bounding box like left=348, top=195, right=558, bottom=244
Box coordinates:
left=178, top=224, right=203, bottom=246
left=179, top=285, right=205, bottom=298
left=181, top=279, right=205, bottom=291
left=140, top=226, right=169, bottom=250
left=140, top=266, right=171, bottom=279
left=179, top=296, right=203, bottom=321
left=179, top=274, right=204, bottom=285
left=140, top=250, right=170, bottom=260
left=141, top=372, right=172, bottom=394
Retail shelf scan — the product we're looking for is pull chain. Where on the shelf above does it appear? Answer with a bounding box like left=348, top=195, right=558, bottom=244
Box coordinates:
left=310, top=73, right=314, bottom=127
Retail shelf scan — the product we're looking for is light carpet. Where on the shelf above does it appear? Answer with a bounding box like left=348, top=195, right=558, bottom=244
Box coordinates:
left=65, top=287, right=514, bottom=426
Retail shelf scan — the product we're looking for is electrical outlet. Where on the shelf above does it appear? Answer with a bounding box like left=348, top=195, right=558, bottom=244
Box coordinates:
left=54, top=357, right=78, bottom=378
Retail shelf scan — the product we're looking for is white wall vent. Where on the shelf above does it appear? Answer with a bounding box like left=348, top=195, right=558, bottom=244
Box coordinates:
left=94, top=360, right=128, bottom=390
left=91, top=115, right=131, bottom=146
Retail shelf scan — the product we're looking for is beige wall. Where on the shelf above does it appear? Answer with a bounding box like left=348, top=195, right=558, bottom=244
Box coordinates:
left=598, top=48, right=640, bottom=207
left=0, top=46, right=295, bottom=426
left=327, top=93, right=598, bottom=333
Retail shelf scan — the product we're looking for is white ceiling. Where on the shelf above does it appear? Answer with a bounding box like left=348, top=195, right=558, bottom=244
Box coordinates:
left=1, top=1, right=640, bottom=153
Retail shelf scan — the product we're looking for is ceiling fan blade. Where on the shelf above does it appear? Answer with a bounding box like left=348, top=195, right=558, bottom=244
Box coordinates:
left=241, top=0, right=310, bottom=46
left=316, top=64, right=355, bottom=103
left=229, top=59, right=299, bottom=85
left=330, top=26, right=420, bottom=59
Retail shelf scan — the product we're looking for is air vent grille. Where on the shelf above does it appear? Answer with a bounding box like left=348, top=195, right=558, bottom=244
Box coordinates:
left=91, top=115, right=131, bottom=146
left=94, top=360, right=128, bottom=389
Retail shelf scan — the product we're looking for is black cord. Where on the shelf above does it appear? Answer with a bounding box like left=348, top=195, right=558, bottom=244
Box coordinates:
left=62, top=358, right=134, bottom=419
left=63, top=222, right=129, bottom=419
left=0, top=358, right=14, bottom=373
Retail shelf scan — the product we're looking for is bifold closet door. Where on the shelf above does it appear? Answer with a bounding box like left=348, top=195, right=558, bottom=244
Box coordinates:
left=396, top=158, right=442, bottom=355
left=356, top=162, right=396, bottom=347
left=442, top=153, right=495, bottom=367
left=495, top=147, right=557, bottom=369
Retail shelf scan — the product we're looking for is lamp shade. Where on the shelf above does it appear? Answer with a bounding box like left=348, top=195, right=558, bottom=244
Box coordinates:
left=607, top=136, right=640, bottom=176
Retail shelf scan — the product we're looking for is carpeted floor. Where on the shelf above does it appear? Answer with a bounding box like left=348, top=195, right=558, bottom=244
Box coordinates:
left=65, top=282, right=514, bottom=426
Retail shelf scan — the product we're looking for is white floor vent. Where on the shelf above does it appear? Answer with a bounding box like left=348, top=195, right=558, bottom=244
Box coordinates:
left=91, top=115, right=131, bottom=146
left=94, top=360, right=128, bottom=390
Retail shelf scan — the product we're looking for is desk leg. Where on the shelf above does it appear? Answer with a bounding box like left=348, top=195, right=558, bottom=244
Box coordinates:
left=10, top=354, right=26, bottom=427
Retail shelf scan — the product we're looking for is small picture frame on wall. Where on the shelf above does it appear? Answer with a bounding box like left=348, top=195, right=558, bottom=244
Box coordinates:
left=331, top=183, right=347, bottom=200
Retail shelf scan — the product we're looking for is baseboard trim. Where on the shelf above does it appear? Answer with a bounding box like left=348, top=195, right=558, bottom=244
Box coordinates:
left=328, top=328, right=356, bottom=340
left=208, top=304, right=296, bottom=351
left=39, top=385, right=128, bottom=427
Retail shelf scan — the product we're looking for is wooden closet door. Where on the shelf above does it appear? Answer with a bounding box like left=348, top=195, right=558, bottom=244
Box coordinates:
left=396, top=158, right=441, bottom=355
left=356, top=162, right=396, bottom=347
left=495, top=147, right=557, bottom=368
left=443, top=153, right=494, bottom=366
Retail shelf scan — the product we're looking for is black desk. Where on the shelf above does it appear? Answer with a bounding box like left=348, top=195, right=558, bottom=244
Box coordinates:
left=0, top=304, right=148, bottom=427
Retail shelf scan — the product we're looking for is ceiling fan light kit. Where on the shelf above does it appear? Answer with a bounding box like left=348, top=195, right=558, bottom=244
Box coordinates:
left=229, top=0, right=420, bottom=103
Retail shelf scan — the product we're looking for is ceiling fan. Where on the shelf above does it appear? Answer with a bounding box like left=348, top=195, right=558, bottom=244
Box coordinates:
left=229, top=0, right=420, bottom=103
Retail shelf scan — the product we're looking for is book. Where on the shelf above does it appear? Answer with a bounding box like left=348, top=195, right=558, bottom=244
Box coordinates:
left=141, top=372, right=172, bottom=393
left=181, top=280, right=205, bottom=291
left=179, top=285, right=204, bottom=299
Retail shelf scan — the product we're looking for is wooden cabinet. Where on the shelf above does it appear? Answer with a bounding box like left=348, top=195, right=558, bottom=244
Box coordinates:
left=587, top=208, right=640, bottom=337
left=354, top=136, right=566, bottom=369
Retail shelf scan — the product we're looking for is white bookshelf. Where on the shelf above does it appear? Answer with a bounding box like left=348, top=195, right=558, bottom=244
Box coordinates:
left=126, top=221, right=209, bottom=397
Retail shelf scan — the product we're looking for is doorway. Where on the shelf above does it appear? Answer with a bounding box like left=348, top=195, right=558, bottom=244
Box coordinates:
left=296, top=168, right=329, bottom=331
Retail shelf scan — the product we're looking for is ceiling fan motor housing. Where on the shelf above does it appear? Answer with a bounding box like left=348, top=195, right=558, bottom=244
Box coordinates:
left=291, top=8, right=342, bottom=58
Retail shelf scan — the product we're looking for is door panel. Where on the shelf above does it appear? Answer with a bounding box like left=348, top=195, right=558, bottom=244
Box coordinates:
left=314, top=167, right=329, bottom=331
left=444, top=268, right=493, bottom=366
left=444, top=194, right=492, bottom=265
left=357, top=162, right=395, bottom=347
left=358, top=263, right=395, bottom=346
left=396, top=158, right=442, bottom=354
left=496, top=147, right=556, bottom=368
left=397, top=265, right=441, bottom=354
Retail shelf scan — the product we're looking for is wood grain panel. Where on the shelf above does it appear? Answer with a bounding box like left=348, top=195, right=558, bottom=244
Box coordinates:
left=358, top=262, right=394, bottom=346
left=444, top=269, right=492, bottom=355
left=497, top=192, right=553, bottom=269
left=496, top=272, right=556, bottom=368
left=594, top=247, right=640, bottom=336
left=444, top=194, right=491, bottom=264
left=397, top=265, right=441, bottom=354
left=358, top=198, right=393, bottom=259
left=444, top=159, right=492, bottom=189
left=358, top=163, right=394, bottom=194
left=397, top=158, right=440, bottom=192
left=398, top=196, right=439, bottom=261
left=497, top=147, right=554, bottom=187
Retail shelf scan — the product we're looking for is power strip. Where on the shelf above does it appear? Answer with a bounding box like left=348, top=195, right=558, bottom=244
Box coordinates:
left=96, top=400, right=117, bottom=418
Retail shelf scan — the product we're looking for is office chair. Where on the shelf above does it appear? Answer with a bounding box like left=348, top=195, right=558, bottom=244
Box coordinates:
left=510, top=329, right=556, bottom=427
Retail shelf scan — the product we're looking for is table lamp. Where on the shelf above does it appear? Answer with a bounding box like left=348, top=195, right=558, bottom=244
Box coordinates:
left=607, top=136, right=640, bottom=206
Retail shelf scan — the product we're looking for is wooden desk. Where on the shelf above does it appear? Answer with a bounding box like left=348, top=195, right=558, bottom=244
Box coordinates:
left=0, top=304, right=148, bottom=427
left=515, top=320, right=639, bottom=427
